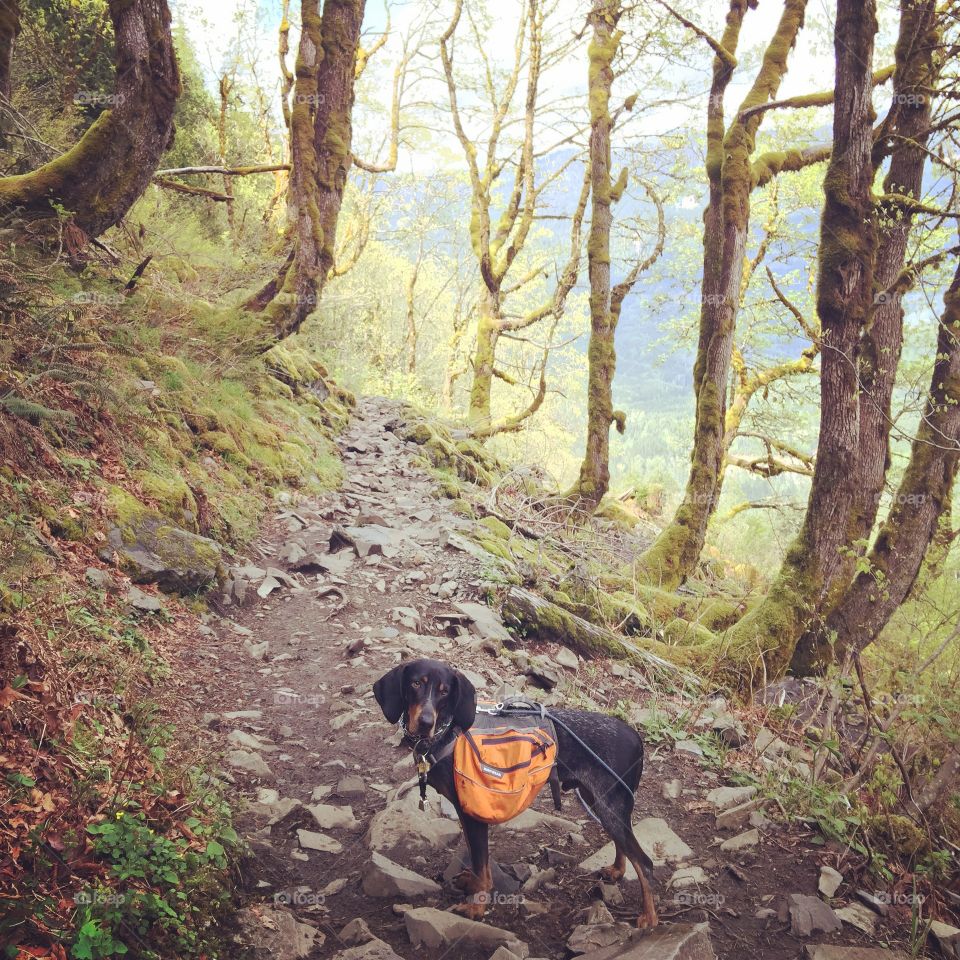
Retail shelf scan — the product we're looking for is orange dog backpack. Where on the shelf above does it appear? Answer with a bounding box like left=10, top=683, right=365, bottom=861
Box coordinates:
left=453, top=699, right=558, bottom=824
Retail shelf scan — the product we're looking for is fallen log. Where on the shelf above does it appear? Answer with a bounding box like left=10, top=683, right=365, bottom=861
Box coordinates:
left=500, top=586, right=699, bottom=689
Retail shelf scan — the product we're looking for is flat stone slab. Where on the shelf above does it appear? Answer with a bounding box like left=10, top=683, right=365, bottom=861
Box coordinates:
left=788, top=893, right=841, bottom=937
left=366, top=792, right=461, bottom=853
left=720, top=828, right=759, bottom=851
left=403, top=907, right=527, bottom=956
left=227, top=749, right=273, bottom=778
left=580, top=818, right=693, bottom=877
left=297, top=829, right=343, bottom=853
left=573, top=922, right=715, bottom=960
left=307, top=803, right=357, bottom=831
left=804, top=948, right=910, bottom=960
left=361, top=852, right=441, bottom=898
left=705, top=785, right=757, bottom=811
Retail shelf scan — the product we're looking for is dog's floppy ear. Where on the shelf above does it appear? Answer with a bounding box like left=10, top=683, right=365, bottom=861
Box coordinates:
left=373, top=664, right=406, bottom=724
left=452, top=670, right=476, bottom=731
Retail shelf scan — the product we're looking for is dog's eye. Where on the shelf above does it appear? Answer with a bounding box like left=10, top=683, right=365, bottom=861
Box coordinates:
left=411, top=680, right=420, bottom=689
left=438, top=685, right=448, bottom=695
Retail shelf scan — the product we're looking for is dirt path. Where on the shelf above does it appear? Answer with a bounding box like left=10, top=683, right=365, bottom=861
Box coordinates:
left=175, top=398, right=911, bottom=960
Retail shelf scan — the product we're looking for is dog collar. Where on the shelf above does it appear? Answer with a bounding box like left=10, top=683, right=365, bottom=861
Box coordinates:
left=401, top=717, right=456, bottom=809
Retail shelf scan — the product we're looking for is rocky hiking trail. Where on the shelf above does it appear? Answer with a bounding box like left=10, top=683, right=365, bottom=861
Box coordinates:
left=175, top=398, right=928, bottom=960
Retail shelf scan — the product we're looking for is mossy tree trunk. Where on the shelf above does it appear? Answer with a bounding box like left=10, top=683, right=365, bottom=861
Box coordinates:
left=0, top=0, right=179, bottom=240
left=721, top=0, right=879, bottom=680
left=791, top=251, right=960, bottom=674
left=572, top=2, right=619, bottom=508
left=569, top=0, right=665, bottom=509
left=0, top=0, right=19, bottom=103
left=248, top=0, right=365, bottom=343
left=790, top=0, right=941, bottom=672
left=635, top=0, right=812, bottom=588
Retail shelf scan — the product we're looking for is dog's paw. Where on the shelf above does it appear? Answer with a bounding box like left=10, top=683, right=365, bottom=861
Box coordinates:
left=600, top=865, right=625, bottom=882
left=451, top=869, right=476, bottom=892
left=450, top=901, right=487, bottom=921
left=636, top=912, right=659, bottom=930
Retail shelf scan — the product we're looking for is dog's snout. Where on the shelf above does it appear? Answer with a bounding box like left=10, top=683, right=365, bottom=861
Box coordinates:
left=416, top=704, right=436, bottom=735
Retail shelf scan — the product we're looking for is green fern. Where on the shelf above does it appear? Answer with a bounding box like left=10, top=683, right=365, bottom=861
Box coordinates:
left=0, top=393, right=75, bottom=424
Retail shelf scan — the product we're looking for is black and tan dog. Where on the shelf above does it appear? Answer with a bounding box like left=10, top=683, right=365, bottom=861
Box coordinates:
left=373, top=658, right=658, bottom=928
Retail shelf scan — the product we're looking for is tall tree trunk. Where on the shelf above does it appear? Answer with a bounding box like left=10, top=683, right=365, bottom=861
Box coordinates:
left=572, top=1, right=619, bottom=508
left=0, top=0, right=19, bottom=103
left=792, top=253, right=960, bottom=673
left=635, top=0, right=807, bottom=588
left=249, top=0, right=365, bottom=343
left=469, top=287, right=501, bottom=426
left=0, top=0, right=180, bottom=240
left=790, top=0, right=940, bottom=672
left=722, top=0, right=879, bottom=680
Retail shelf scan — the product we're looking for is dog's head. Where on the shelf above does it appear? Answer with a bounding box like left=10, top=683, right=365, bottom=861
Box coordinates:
left=373, top=659, right=476, bottom=738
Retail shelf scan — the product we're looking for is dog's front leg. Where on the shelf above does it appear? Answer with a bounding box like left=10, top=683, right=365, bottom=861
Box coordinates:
left=451, top=815, right=491, bottom=920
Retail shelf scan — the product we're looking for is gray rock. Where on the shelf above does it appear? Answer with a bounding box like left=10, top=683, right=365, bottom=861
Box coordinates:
left=720, top=828, right=760, bottom=852
left=335, top=775, right=366, bottom=798
left=566, top=922, right=715, bottom=959
left=674, top=740, right=704, bottom=758
left=107, top=502, right=222, bottom=594
left=227, top=749, right=273, bottom=778
left=662, top=779, right=682, bottom=800
left=818, top=865, right=843, bottom=898
left=787, top=893, right=842, bottom=936
left=930, top=920, right=960, bottom=958
left=306, top=803, right=357, bottom=830
left=452, top=600, right=513, bottom=644
left=297, top=829, right=343, bottom=853
left=126, top=585, right=162, bottom=612
left=567, top=920, right=633, bottom=954
left=366, top=792, right=461, bottom=852
left=855, top=889, right=890, bottom=917
left=705, top=785, right=757, bottom=811
left=804, top=948, right=910, bottom=960
left=525, top=658, right=561, bottom=691
left=715, top=799, right=762, bottom=830
left=85, top=567, right=118, bottom=592
left=834, top=903, right=876, bottom=935
left=555, top=647, right=580, bottom=671
left=339, top=918, right=374, bottom=946
left=580, top=818, right=693, bottom=875
left=330, top=938, right=403, bottom=960
left=228, top=729, right=277, bottom=753
left=754, top=728, right=789, bottom=757
left=670, top=866, right=708, bottom=889
left=403, top=907, right=527, bottom=956
left=362, top=852, right=442, bottom=898
left=244, top=639, right=269, bottom=661
left=233, top=904, right=320, bottom=959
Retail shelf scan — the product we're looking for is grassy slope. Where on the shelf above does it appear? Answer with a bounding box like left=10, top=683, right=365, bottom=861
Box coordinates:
left=0, top=244, right=351, bottom=959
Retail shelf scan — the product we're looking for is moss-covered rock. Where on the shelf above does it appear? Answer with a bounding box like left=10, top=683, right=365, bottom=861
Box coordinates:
left=104, top=487, right=223, bottom=594
left=478, top=516, right=511, bottom=540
